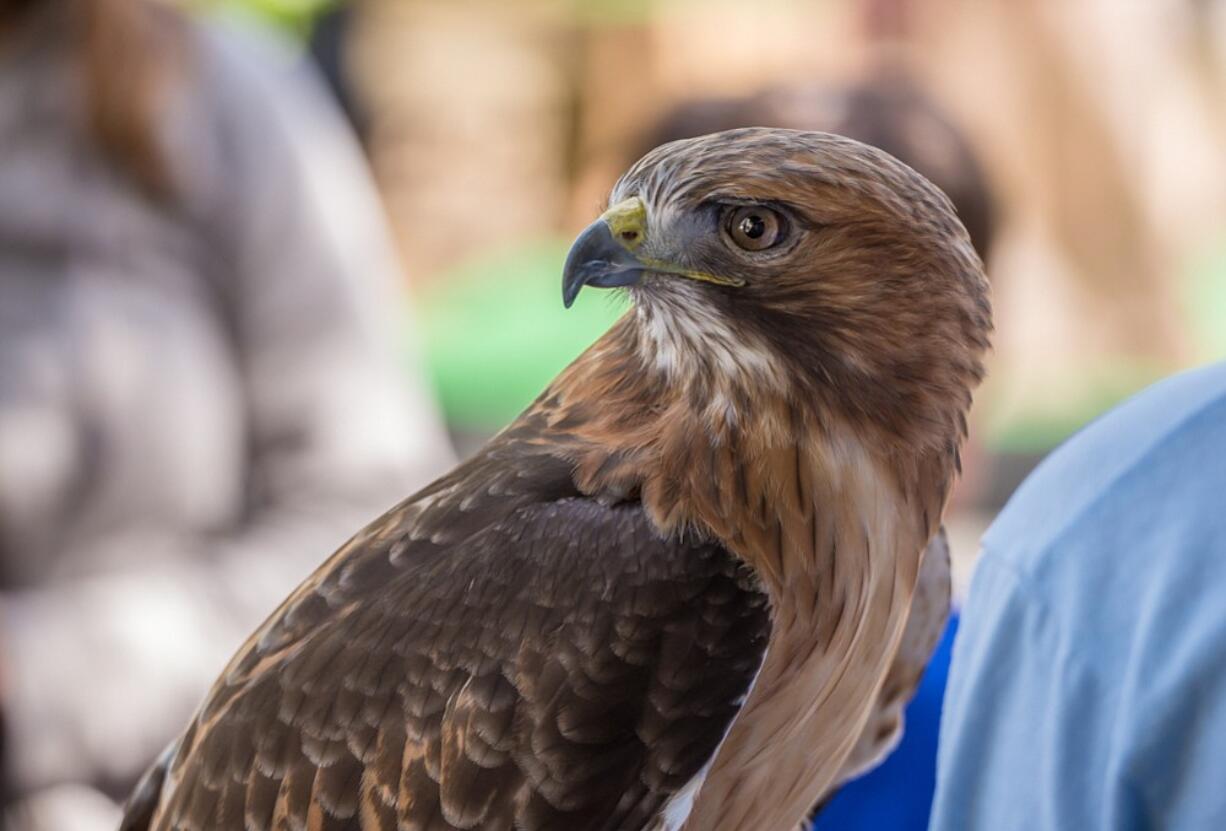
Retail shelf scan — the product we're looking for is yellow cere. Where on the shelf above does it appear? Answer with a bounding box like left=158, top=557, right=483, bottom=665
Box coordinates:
left=601, top=197, right=648, bottom=250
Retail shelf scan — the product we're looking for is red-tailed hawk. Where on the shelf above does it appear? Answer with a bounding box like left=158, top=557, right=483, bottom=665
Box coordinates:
left=122, top=128, right=990, bottom=831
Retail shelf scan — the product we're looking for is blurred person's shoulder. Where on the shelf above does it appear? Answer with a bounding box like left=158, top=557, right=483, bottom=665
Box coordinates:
left=194, top=15, right=327, bottom=98
left=980, top=361, right=1226, bottom=584
left=176, top=12, right=396, bottom=290
left=185, top=14, right=342, bottom=137
left=935, top=366, right=1226, bottom=829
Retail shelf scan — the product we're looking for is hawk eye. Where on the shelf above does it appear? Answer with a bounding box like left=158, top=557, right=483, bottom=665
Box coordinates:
left=724, top=205, right=786, bottom=251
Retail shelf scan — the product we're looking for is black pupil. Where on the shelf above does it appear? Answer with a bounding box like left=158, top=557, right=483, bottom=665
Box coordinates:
left=739, top=214, right=766, bottom=239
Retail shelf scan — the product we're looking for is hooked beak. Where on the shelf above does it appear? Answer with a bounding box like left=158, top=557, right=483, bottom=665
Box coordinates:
left=562, top=197, right=647, bottom=309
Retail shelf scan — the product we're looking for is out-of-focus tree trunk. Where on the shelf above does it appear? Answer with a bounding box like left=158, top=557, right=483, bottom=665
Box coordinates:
left=919, top=0, right=1223, bottom=368
left=566, top=16, right=656, bottom=230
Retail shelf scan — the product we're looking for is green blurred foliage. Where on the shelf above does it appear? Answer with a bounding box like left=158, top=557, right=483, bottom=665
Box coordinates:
left=985, top=363, right=1170, bottom=455
left=206, top=0, right=334, bottom=37
left=210, top=0, right=664, bottom=34
left=568, top=0, right=656, bottom=26
left=415, top=239, right=628, bottom=431
left=1182, top=236, right=1226, bottom=361
left=987, top=238, right=1226, bottom=455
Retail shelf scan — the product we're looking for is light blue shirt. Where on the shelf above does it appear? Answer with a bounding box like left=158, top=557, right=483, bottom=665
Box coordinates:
left=930, top=362, right=1226, bottom=831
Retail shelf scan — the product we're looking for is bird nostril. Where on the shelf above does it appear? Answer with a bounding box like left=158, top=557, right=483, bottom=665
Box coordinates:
left=620, top=231, right=639, bottom=243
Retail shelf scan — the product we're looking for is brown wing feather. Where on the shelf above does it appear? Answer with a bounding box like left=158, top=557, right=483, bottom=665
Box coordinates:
left=125, top=432, right=771, bottom=831
left=120, top=739, right=179, bottom=831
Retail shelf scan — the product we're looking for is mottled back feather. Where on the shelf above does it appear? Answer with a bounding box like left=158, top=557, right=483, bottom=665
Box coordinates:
left=124, top=428, right=771, bottom=831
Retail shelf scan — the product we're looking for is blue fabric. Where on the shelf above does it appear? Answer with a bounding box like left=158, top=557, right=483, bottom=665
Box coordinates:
left=811, top=614, right=959, bottom=831
left=930, top=362, right=1226, bottom=831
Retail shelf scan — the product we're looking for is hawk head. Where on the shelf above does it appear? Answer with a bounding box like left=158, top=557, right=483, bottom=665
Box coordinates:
left=563, top=128, right=991, bottom=454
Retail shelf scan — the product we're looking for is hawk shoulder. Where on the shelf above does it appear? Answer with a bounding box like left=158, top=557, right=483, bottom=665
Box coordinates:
left=126, top=439, right=771, bottom=831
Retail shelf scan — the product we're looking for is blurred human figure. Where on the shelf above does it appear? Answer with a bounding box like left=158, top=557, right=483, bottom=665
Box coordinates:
left=0, top=1, right=453, bottom=828
left=931, top=362, right=1226, bottom=830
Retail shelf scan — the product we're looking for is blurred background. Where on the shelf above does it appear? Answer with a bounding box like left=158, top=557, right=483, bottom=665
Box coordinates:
left=1, top=0, right=1224, bottom=828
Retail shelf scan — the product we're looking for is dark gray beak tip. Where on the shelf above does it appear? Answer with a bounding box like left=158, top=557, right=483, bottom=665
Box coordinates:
left=562, top=277, right=581, bottom=309
left=561, top=220, right=644, bottom=309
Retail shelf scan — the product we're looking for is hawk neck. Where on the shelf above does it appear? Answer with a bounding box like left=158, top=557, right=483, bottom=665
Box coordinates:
left=530, top=311, right=955, bottom=829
